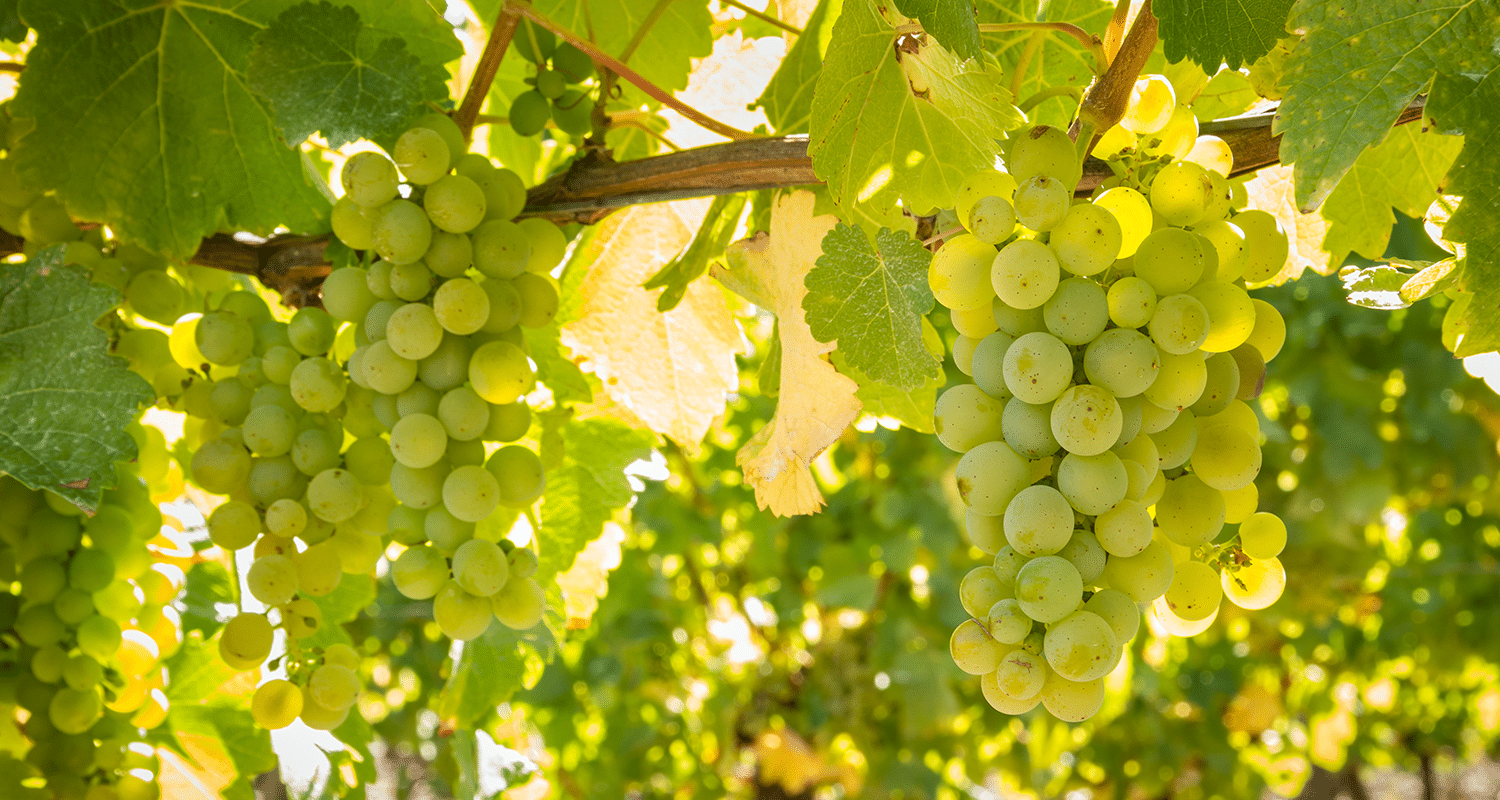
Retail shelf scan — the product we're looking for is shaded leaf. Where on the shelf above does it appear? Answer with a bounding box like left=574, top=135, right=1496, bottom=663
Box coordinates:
left=755, top=0, right=837, bottom=133
left=1428, top=70, right=1500, bottom=357
left=644, top=194, right=748, bottom=312
left=982, top=0, right=1111, bottom=129
left=892, top=0, right=981, bottom=61
left=1320, top=126, right=1463, bottom=265
left=1154, top=0, right=1294, bottom=70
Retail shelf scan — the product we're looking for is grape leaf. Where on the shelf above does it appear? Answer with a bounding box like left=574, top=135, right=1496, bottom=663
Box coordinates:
left=892, top=0, right=981, bottom=61
left=180, top=561, right=236, bottom=639
left=526, top=324, right=592, bottom=406
left=554, top=521, right=626, bottom=625
left=981, top=0, right=1112, bottom=129
left=1339, top=264, right=1411, bottom=309
left=0, top=252, right=152, bottom=511
left=1275, top=0, right=1497, bottom=210
left=529, top=0, right=713, bottom=96
left=302, top=573, right=377, bottom=650
left=833, top=351, right=940, bottom=433
left=164, top=704, right=275, bottom=800
left=1154, top=0, right=1294, bottom=70
left=755, top=0, right=836, bottom=133
left=1189, top=69, right=1259, bottom=121
left=810, top=0, right=1022, bottom=227
left=644, top=194, right=748, bottom=312
left=560, top=200, right=743, bottom=447
left=0, top=0, right=24, bottom=42
left=247, top=2, right=450, bottom=149
left=1320, top=126, right=1463, bottom=265
left=538, top=417, right=653, bottom=582
left=804, top=224, right=940, bottom=391
left=714, top=190, right=863, bottom=516
left=440, top=625, right=527, bottom=728
left=1428, top=70, right=1500, bottom=357
left=11, top=0, right=331, bottom=259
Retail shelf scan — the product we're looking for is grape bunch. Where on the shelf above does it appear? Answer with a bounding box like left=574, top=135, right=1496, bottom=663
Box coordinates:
left=0, top=468, right=184, bottom=800
left=931, top=86, right=1291, bottom=722
left=506, top=22, right=597, bottom=137
left=326, top=117, right=556, bottom=642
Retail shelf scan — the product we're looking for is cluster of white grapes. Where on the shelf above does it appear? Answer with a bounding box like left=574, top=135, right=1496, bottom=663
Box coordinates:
left=0, top=469, right=182, bottom=800
left=932, top=76, right=1292, bottom=722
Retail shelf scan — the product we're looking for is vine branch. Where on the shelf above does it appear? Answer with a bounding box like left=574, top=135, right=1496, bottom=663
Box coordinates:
left=455, top=1, right=525, bottom=141
left=1075, top=0, right=1157, bottom=145
left=722, top=0, right=803, bottom=34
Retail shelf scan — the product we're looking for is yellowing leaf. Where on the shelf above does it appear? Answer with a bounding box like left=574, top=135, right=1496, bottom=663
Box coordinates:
left=561, top=201, right=744, bottom=448
left=555, top=521, right=627, bottom=627
left=754, top=728, right=840, bottom=794
left=716, top=190, right=862, bottom=516
left=1243, top=164, right=1334, bottom=283
left=157, top=733, right=235, bottom=800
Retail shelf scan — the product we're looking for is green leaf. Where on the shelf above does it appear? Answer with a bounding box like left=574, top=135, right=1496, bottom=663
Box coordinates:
left=0, top=0, right=25, bottom=42
left=758, top=325, right=782, bottom=398
left=529, top=0, right=713, bottom=96
left=832, top=350, right=940, bottom=433
left=1189, top=69, right=1259, bottom=120
left=1400, top=257, right=1459, bottom=304
left=1339, top=264, right=1411, bottom=309
left=1319, top=126, right=1463, bottom=265
left=439, top=625, right=526, bottom=728
left=337, top=0, right=464, bottom=68
left=1276, top=0, right=1498, bottom=210
left=1153, top=0, right=1293, bottom=70
left=165, top=633, right=245, bottom=708
left=754, top=0, right=837, bottom=134
left=982, top=0, right=1111, bottom=129
left=810, top=0, right=1022, bottom=227
left=180, top=561, right=236, bottom=639
left=0, top=251, right=152, bottom=511
left=644, top=194, right=748, bottom=312
left=538, top=418, right=653, bottom=582
left=11, top=0, right=332, bottom=258
left=525, top=324, right=593, bottom=405
left=892, top=0, right=980, bottom=61
left=804, top=224, right=939, bottom=391
left=1429, top=70, right=1500, bottom=357
left=167, top=703, right=277, bottom=797
left=247, top=2, right=450, bottom=149
left=302, top=573, right=377, bottom=650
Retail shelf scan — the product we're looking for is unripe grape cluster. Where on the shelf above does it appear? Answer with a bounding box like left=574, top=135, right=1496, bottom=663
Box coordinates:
left=506, top=23, right=597, bottom=137
left=0, top=468, right=182, bottom=800
left=933, top=81, right=1292, bottom=723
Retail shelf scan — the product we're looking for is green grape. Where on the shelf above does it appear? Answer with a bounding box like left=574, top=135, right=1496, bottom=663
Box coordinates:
left=195, top=311, right=254, bottom=367
left=443, top=465, right=501, bottom=523
left=1014, top=555, right=1083, bottom=624
left=1003, top=485, right=1074, bottom=557
left=412, top=112, right=466, bottom=169
left=990, top=239, right=1059, bottom=311
left=396, top=380, right=441, bottom=417
left=53, top=587, right=95, bottom=625
left=1102, top=539, right=1173, bottom=604
left=536, top=69, right=568, bottom=100
left=1083, top=328, right=1157, bottom=398
left=1187, top=283, right=1254, bottom=356
left=483, top=402, right=531, bottom=442
left=264, top=498, right=306, bottom=539
left=335, top=438, right=389, bottom=488
left=62, top=654, right=102, bottom=691
left=76, top=614, right=122, bottom=661
left=124, top=270, right=185, bottom=325
left=260, top=345, right=300, bottom=386
left=1000, top=331, right=1070, bottom=404
left=954, top=441, right=1030, bottom=516
left=219, top=612, right=273, bottom=667
left=20, top=196, right=83, bottom=243
left=246, top=554, right=298, bottom=606
left=1057, top=451, right=1127, bottom=515
left=1149, top=161, right=1215, bottom=227
left=363, top=298, right=399, bottom=341
left=509, top=90, right=551, bottom=137
left=294, top=541, right=343, bottom=596
left=928, top=234, right=996, bottom=311
left=435, top=387, right=489, bottom=442
left=993, top=648, right=1046, bottom=701
left=1007, top=125, right=1081, bottom=189
left=298, top=687, right=350, bottom=731
left=1223, top=480, right=1259, bottom=525
left=1011, top=174, right=1069, bottom=232
left=452, top=538, right=509, bottom=597
left=329, top=525, right=382, bottom=574
left=1042, top=277, right=1108, bottom=345
left=993, top=296, right=1045, bottom=336
left=191, top=439, right=251, bottom=494
left=425, top=174, right=487, bottom=234
left=1093, top=499, right=1151, bottom=557
left=390, top=461, right=447, bottom=509
left=1222, top=555, right=1284, bottom=609
left=1190, top=423, right=1261, bottom=491
left=492, top=575, right=546, bottom=629
left=478, top=168, right=528, bottom=222
left=518, top=218, right=567, bottom=273
left=514, top=273, right=560, bottom=328
left=964, top=508, right=1006, bottom=554
left=551, top=42, right=594, bottom=81
left=220, top=289, right=274, bottom=325
left=1040, top=669, right=1106, bottom=722
left=426, top=230, right=474, bottom=278
left=1186, top=134, right=1234, bottom=176
left=955, top=169, right=1017, bottom=231
left=32, top=645, right=67, bottom=684
left=288, top=428, right=338, bottom=477
left=448, top=438, right=487, bottom=467
left=49, top=686, right=102, bottom=734
left=424, top=505, right=475, bottom=555
left=393, top=127, right=449, bottom=185
left=478, top=279, right=523, bottom=334
left=1245, top=298, right=1287, bottom=361
left=242, top=404, right=295, bottom=458
left=389, top=261, right=434, bottom=302
left=1121, top=75, right=1174, bottom=134
left=1196, top=219, right=1248, bottom=283
left=290, top=357, right=347, bottom=414
left=951, top=303, right=999, bottom=339
left=1239, top=512, right=1286, bottom=559
left=287, top=307, right=335, bottom=356
left=249, top=455, right=308, bottom=505
left=389, top=413, right=447, bottom=469
left=959, top=566, right=1009, bottom=619
left=1153, top=409, right=1197, bottom=469
left=391, top=544, right=448, bottom=599
left=1093, top=186, right=1151, bottom=257
left=428, top=279, right=488, bottom=337
left=1001, top=396, right=1058, bottom=459
left=331, top=195, right=374, bottom=249
left=251, top=680, right=303, bottom=730
left=949, top=619, right=1005, bottom=675
left=508, top=547, right=539, bottom=579
left=1141, top=105, right=1198, bottom=160
left=20, top=557, right=66, bottom=602
left=1201, top=171, right=1234, bottom=223
left=1050, top=204, right=1121, bottom=276
left=1104, top=277, right=1155, bottom=331
left=1148, top=293, right=1210, bottom=355
left=1157, top=474, right=1225, bottom=546
left=308, top=469, right=362, bottom=523
left=1133, top=228, right=1203, bottom=296
left=68, top=548, right=115, bottom=593
left=469, top=341, right=533, bottom=404
left=1084, top=587, right=1140, bottom=644
left=1050, top=384, right=1122, bottom=457
left=551, top=89, right=593, bottom=135
left=952, top=334, right=978, bottom=375
left=1189, top=352, right=1240, bottom=417
left=306, top=664, right=359, bottom=712
left=513, top=20, right=556, bottom=63
left=1058, top=530, right=1106, bottom=584
left=487, top=445, right=545, bottom=507
left=371, top=200, right=433, bottom=265
left=1164, top=560, right=1222, bottom=621
left=366, top=261, right=398, bottom=301
left=932, top=384, right=1005, bottom=453
left=384, top=303, right=442, bottom=361
left=435, top=579, right=494, bottom=640
left=1142, top=348, right=1206, bottom=411
left=251, top=383, right=300, bottom=416
left=968, top=195, right=1017, bottom=245
left=970, top=331, right=1016, bottom=399
left=361, top=340, right=418, bottom=395
left=472, top=220, right=531, bottom=280
left=981, top=668, right=1043, bottom=714
left=987, top=598, right=1032, bottom=644
left=341, top=152, right=399, bottom=208
left=1043, top=610, right=1117, bottom=682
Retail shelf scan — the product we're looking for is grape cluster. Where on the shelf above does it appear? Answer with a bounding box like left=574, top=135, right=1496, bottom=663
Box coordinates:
left=0, top=470, right=181, bottom=800
left=932, top=82, right=1292, bottom=722
left=506, top=22, right=597, bottom=137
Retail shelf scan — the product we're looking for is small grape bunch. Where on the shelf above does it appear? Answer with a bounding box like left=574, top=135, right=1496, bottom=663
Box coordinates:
left=506, top=21, right=597, bottom=137
left=248, top=643, right=366, bottom=731
left=391, top=536, right=545, bottom=640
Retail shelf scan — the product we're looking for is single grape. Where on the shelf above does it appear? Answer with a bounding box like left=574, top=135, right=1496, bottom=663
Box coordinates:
left=959, top=566, right=1009, bottom=619
left=472, top=219, right=531, bottom=279
left=1093, top=186, right=1152, bottom=257
left=331, top=195, right=374, bottom=249
left=981, top=669, right=1043, bottom=714
left=295, top=541, right=343, bottom=596
left=1190, top=423, right=1261, bottom=491
left=551, top=89, right=593, bottom=135
left=308, top=468, right=362, bottom=523
left=1133, top=228, right=1204, bottom=296
left=1042, top=277, right=1108, bottom=345
left=1058, top=529, right=1106, bottom=584
left=1003, top=485, right=1073, bottom=557
left=1164, top=560, right=1223, bottom=621
left=1239, top=512, right=1286, bottom=559
left=443, top=464, right=501, bottom=523
left=1083, top=328, right=1158, bottom=397
left=514, top=273, right=560, bottom=328
left=1044, top=610, right=1117, bottom=681
left=251, top=680, right=303, bottom=730
left=1101, top=540, right=1173, bottom=605
left=389, top=260, right=434, bottom=302
left=1001, top=331, right=1071, bottom=403
left=1140, top=105, right=1198, bottom=160
left=487, top=445, right=545, bottom=507
left=425, top=174, right=487, bottom=234
left=987, top=598, right=1033, bottom=644
left=426, top=230, right=474, bottom=278
left=434, top=579, right=494, bottom=640
left=1014, top=556, right=1083, bottom=624
left=361, top=339, right=419, bottom=395
left=1012, top=174, right=1070, bottom=232
left=1049, top=204, right=1121, bottom=276
left=1051, top=385, right=1123, bottom=457
left=195, top=311, right=254, bottom=366
left=552, top=41, right=594, bottom=81
left=949, top=619, right=1006, bottom=675
left=954, top=441, right=1030, bottom=516
left=491, top=575, right=546, bottom=629
left=394, top=127, right=449, bottom=185
left=390, top=461, right=447, bottom=509
left=341, top=151, right=399, bottom=208
left=536, top=69, right=567, bottom=99
left=1093, top=499, right=1151, bottom=557
left=483, top=401, right=531, bottom=442
left=289, top=357, right=347, bottom=414
left=1121, top=75, right=1175, bottom=134
left=1143, top=348, right=1207, bottom=412
left=219, top=612, right=273, bottom=669
left=452, top=538, right=509, bottom=597
left=1149, top=293, right=1210, bottom=355
left=1221, top=556, right=1284, bottom=609
left=929, top=234, right=997, bottom=311
left=933, top=384, right=1005, bottom=453
left=1156, top=474, right=1226, bottom=546
left=1056, top=451, right=1128, bottom=516
left=191, top=439, right=252, bottom=494
left=954, top=169, right=1018, bottom=231
left=469, top=341, right=533, bottom=404
left=1001, top=396, right=1059, bottom=459
left=1039, top=670, right=1107, bottom=722
left=412, top=112, right=467, bottom=169
left=1007, top=125, right=1081, bottom=189
left=371, top=199, right=433, bottom=265
left=1154, top=408, right=1198, bottom=469
left=1150, top=161, right=1215, bottom=227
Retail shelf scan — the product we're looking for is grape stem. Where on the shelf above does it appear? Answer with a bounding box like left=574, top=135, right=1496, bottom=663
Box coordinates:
left=721, top=0, right=804, bottom=35
left=516, top=5, right=759, bottom=141
left=454, top=1, right=526, bottom=142
left=1102, top=0, right=1132, bottom=63
left=1018, top=85, right=1085, bottom=114
left=1074, top=0, right=1157, bottom=153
